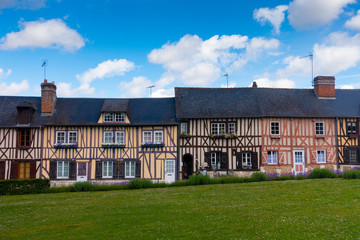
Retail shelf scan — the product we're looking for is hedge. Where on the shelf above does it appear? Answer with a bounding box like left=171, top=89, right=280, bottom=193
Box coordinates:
left=0, top=179, right=50, bottom=195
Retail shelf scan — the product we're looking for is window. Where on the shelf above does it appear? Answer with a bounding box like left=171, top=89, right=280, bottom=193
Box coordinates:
left=18, top=108, right=31, bottom=125
left=103, top=112, right=126, bottom=122
left=18, top=129, right=31, bottom=147
left=315, top=122, right=324, bottom=135
left=267, top=151, right=278, bottom=164
left=228, top=123, right=236, bottom=134
left=154, top=131, right=163, bottom=144
left=102, top=161, right=113, bottom=178
left=242, top=153, right=252, bottom=169
left=125, top=161, right=135, bottom=178
left=317, top=150, right=326, bottom=163
left=104, top=131, right=113, bottom=144
left=181, top=122, right=188, bottom=134
left=347, top=122, right=358, bottom=135
left=68, top=131, right=77, bottom=143
left=57, top=161, right=69, bottom=179
left=349, top=149, right=358, bottom=163
left=143, top=131, right=152, bottom=143
left=270, top=122, right=280, bottom=135
left=56, top=131, right=65, bottom=144
left=211, top=123, right=226, bottom=134
left=210, top=152, right=221, bottom=170
left=115, top=131, right=125, bottom=144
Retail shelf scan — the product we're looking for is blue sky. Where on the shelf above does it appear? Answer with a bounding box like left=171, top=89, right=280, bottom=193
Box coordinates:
left=0, top=0, right=360, bottom=98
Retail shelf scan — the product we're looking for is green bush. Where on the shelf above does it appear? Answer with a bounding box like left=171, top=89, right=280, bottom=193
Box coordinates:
left=309, top=168, right=336, bottom=179
left=128, top=178, right=153, bottom=189
left=169, top=180, right=190, bottom=187
left=152, top=182, right=167, bottom=188
left=189, top=174, right=210, bottom=185
left=343, top=170, right=360, bottom=179
left=251, top=172, right=266, bottom=181
left=72, top=182, right=94, bottom=192
left=209, top=176, right=246, bottom=184
left=47, top=186, right=72, bottom=193
left=0, top=179, right=50, bottom=195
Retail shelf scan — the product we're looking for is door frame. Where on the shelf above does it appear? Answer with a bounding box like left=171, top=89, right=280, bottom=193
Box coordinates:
left=76, top=162, right=88, bottom=182
left=293, top=150, right=305, bottom=174
left=165, top=159, right=176, bottom=183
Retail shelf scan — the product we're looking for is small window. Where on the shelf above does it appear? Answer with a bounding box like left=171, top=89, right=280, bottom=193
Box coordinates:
left=102, top=161, right=113, bottom=178
left=267, top=151, right=278, bottom=164
left=242, top=152, right=252, bottom=169
left=317, top=150, right=326, bottom=163
left=154, top=131, right=163, bottom=144
left=115, top=131, right=125, bottom=144
left=181, top=122, right=188, bottom=134
left=315, top=122, right=324, bottom=135
left=18, top=108, right=31, bottom=125
left=270, top=122, right=280, bottom=135
left=349, top=149, right=358, bottom=163
left=125, top=161, right=135, bottom=178
left=211, top=123, right=226, bottom=134
left=103, top=113, right=114, bottom=122
left=347, top=122, right=357, bottom=135
left=57, top=161, right=69, bottom=179
left=228, top=123, right=236, bottom=134
left=210, top=152, right=221, bottom=170
left=115, top=113, right=125, bottom=122
left=104, top=131, right=113, bottom=144
left=143, top=131, right=152, bottom=143
left=18, top=129, right=31, bottom=147
left=56, top=131, right=66, bottom=144
left=68, top=131, right=77, bottom=144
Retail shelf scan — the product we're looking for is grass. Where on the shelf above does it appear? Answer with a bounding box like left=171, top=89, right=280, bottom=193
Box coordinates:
left=1, top=179, right=360, bottom=239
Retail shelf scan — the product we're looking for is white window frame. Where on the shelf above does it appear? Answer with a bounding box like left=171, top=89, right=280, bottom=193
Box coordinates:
left=56, top=131, right=66, bottom=144
left=104, top=131, right=114, bottom=144
left=211, top=123, right=226, bottom=135
left=316, top=150, right=326, bottom=163
left=125, top=161, right=135, bottom=178
left=115, top=113, right=125, bottom=122
left=267, top=151, right=278, bottom=164
left=102, top=161, right=113, bottom=178
left=68, top=131, right=77, bottom=144
left=154, top=131, right=163, bottom=144
left=270, top=121, right=280, bottom=135
left=347, top=122, right=357, bottom=135
left=242, top=152, right=252, bottom=169
left=57, top=161, right=69, bottom=179
left=210, top=152, right=220, bottom=170
left=103, top=113, right=114, bottom=122
left=228, top=123, right=236, bottom=134
left=180, top=122, right=188, bottom=134
left=143, top=131, right=152, bottom=144
left=315, top=122, right=325, bottom=135
left=115, top=131, right=125, bottom=144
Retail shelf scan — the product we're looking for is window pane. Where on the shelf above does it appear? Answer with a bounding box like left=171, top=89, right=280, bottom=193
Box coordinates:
left=154, top=131, right=163, bottom=144
left=317, top=150, right=325, bottom=163
left=125, top=161, right=129, bottom=177
left=131, top=161, right=135, bottom=177
left=116, top=132, right=125, bottom=144
left=64, top=162, right=69, bottom=177
left=211, top=123, right=218, bottom=134
left=104, top=113, right=113, bottom=122
left=57, top=162, right=63, bottom=177
left=219, top=124, right=226, bottom=134
left=109, top=161, right=113, bottom=177
left=181, top=122, right=188, bottom=134
left=115, top=113, right=125, bottom=122
left=104, top=132, right=113, bottom=143
left=315, top=122, right=324, bottom=135
left=228, top=123, right=235, bottom=134
left=57, top=132, right=65, bottom=143
left=143, top=131, right=152, bottom=143
left=271, top=122, right=279, bottom=135
left=68, top=132, right=77, bottom=143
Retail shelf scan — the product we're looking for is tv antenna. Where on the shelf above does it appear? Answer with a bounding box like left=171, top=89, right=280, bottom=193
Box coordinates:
left=147, top=85, right=155, bottom=98
left=42, top=59, right=47, bottom=80
left=223, top=73, right=229, bottom=88
left=300, top=52, right=313, bottom=85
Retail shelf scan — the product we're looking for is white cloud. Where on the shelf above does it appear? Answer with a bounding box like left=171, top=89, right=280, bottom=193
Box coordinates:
left=152, top=88, right=174, bottom=98
left=56, top=82, right=79, bottom=96
left=345, top=10, right=360, bottom=31
left=118, top=76, right=152, bottom=98
left=0, top=19, right=85, bottom=51
left=340, top=84, right=355, bottom=89
left=253, top=5, right=288, bottom=34
left=252, top=78, right=296, bottom=88
left=276, top=56, right=311, bottom=78
left=0, top=0, right=46, bottom=10
left=148, top=34, right=279, bottom=87
left=0, top=79, right=29, bottom=95
left=0, top=68, right=12, bottom=78
left=288, top=0, right=355, bottom=30
left=221, top=81, right=236, bottom=88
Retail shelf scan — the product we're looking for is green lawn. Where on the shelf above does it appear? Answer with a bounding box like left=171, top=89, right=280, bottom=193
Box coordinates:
left=1, top=179, right=360, bottom=240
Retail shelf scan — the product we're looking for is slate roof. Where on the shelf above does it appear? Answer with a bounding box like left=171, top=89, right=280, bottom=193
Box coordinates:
left=101, top=99, right=129, bottom=113
left=0, top=96, right=177, bottom=127
left=175, top=87, right=360, bottom=119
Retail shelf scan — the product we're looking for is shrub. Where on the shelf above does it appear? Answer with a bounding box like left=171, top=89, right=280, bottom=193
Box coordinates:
left=343, top=170, right=360, bottom=179
left=169, top=180, right=190, bottom=187
left=0, top=179, right=50, bottom=195
left=152, top=182, right=167, bottom=188
left=251, top=172, right=266, bottom=181
left=309, top=168, right=336, bottom=179
left=72, top=182, right=93, bottom=192
left=189, top=174, right=210, bottom=185
left=128, top=178, right=153, bottom=189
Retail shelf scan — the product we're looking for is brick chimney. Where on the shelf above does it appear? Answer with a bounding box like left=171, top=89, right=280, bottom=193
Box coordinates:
left=313, top=76, right=335, bottom=99
left=41, top=80, right=57, bottom=115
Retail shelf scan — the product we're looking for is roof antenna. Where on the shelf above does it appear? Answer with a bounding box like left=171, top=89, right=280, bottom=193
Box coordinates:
left=300, top=52, right=313, bottom=86
left=147, top=85, right=155, bottom=98
left=42, top=59, right=47, bottom=80
left=223, top=73, right=229, bottom=88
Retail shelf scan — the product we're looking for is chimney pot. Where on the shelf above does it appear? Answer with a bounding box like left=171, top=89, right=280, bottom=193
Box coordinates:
left=313, top=76, right=335, bottom=99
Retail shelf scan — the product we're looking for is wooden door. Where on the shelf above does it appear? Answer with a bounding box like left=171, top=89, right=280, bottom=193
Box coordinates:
left=293, top=150, right=305, bottom=174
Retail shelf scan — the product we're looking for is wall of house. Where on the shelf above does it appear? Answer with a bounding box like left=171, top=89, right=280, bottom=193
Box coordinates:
left=261, top=118, right=337, bottom=173
left=179, top=118, right=262, bottom=177
left=41, top=125, right=177, bottom=181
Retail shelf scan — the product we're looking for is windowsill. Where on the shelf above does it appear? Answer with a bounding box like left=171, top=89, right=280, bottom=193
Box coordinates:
left=102, top=176, right=113, bottom=179
left=348, top=134, right=359, bottom=138
left=141, top=143, right=165, bottom=148
left=125, top=176, right=135, bottom=179
left=57, top=177, right=69, bottom=180
left=18, top=146, right=30, bottom=150
left=54, top=144, right=78, bottom=149
left=267, top=163, right=278, bottom=165
left=270, top=135, right=280, bottom=139
left=102, top=143, right=126, bottom=148
left=315, top=135, right=325, bottom=139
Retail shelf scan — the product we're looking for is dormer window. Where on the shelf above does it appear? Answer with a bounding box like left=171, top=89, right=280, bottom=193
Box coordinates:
left=103, top=112, right=126, bottom=123
left=17, top=107, right=34, bottom=125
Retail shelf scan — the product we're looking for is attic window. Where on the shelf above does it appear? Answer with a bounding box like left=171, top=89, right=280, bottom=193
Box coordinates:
left=103, top=112, right=125, bottom=123
left=17, top=108, right=32, bottom=125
